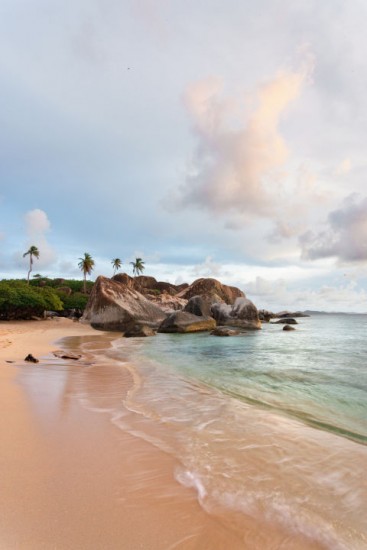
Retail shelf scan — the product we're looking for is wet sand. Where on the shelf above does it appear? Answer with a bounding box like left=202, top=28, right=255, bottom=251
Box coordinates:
left=0, top=320, right=326, bottom=549
left=0, top=320, right=248, bottom=549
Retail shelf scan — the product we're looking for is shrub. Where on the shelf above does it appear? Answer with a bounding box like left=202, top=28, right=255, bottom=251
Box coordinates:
left=0, top=280, right=63, bottom=319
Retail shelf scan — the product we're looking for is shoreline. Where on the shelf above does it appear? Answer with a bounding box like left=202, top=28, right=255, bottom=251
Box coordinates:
left=0, top=319, right=339, bottom=549
left=0, top=320, right=252, bottom=549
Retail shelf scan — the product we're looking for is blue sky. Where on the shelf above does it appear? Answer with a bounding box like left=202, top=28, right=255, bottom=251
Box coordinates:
left=1, top=0, right=367, bottom=312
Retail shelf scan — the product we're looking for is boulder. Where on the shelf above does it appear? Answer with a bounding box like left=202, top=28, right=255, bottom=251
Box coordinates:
left=82, top=276, right=166, bottom=332
left=211, top=297, right=261, bottom=330
left=275, top=311, right=309, bottom=318
left=112, top=273, right=134, bottom=287
left=132, top=276, right=181, bottom=296
left=177, top=278, right=245, bottom=305
left=124, top=325, right=156, bottom=337
left=53, top=350, right=82, bottom=360
left=158, top=311, right=216, bottom=333
left=146, top=293, right=187, bottom=313
left=274, top=318, right=298, bottom=325
left=24, top=353, right=39, bottom=363
left=258, top=309, right=274, bottom=322
left=211, top=327, right=240, bottom=336
left=283, top=324, right=295, bottom=331
left=184, top=296, right=213, bottom=317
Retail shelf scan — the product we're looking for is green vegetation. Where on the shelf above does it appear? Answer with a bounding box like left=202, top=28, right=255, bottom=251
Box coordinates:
left=0, top=280, right=63, bottom=320
left=0, top=278, right=93, bottom=320
left=78, top=253, right=95, bottom=293
left=23, top=245, right=40, bottom=284
left=130, top=257, right=145, bottom=276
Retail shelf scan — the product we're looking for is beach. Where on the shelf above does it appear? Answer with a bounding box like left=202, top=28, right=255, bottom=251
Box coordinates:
left=0, top=318, right=364, bottom=549
left=0, top=319, right=261, bottom=549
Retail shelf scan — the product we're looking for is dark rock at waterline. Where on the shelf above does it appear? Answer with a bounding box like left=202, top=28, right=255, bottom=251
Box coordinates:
left=283, top=324, right=296, bottom=331
left=211, top=327, right=240, bottom=336
left=24, top=354, right=39, bottom=363
left=123, top=324, right=156, bottom=337
left=53, top=350, right=82, bottom=360
left=258, top=309, right=274, bottom=322
left=211, top=297, right=261, bottom=330
left=184, top=295, right=213, bottom=317
left=158, top=311, right=216, bottom=333
left=275, top=311, right=310, bottom=318
left=274, top=318, right=298, bottom=325
left=82, top=276, right=166, bottom=332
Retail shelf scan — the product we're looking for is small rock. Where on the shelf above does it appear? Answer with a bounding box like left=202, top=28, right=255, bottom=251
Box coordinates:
left=123, top=325, right=156, bottom=338
left=53, top=350, right=82, bottom=360
left=24, top=354, right=39, bottom=363
left=211, top=327, right=240, bottom=336
left=274, top=318, right=298, bottom=324
left=283, top=325, right=295, bottom=331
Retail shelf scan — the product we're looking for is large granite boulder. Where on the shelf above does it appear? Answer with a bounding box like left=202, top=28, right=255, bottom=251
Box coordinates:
left=132, top=276, right=181, bottom=296
left=112, top=273, right=134, bottom=287
left=158, top=311, right=216, bottom=333
left=177, top=278, right=245, bottom=305
left=184, top=296, right=212, bottom=317
left=145, top=293, right=187, bottom=313
left=82, top=276, right=166, bottom=332
left=211, top=297, right=261, bottom=330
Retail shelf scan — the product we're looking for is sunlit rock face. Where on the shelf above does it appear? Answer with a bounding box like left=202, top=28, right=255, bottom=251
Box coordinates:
left=158, top=311, right=216, bottom=333
left=82, top=276, right=166, bottom=332
left=177, top=277, right=245, bottom=305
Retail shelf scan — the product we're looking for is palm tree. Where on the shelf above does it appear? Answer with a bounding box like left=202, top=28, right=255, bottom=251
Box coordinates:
left=23, top=245, right=40, bottom=284
left=130, top=257, right=145, bottom=277
left=78, top=253, right=95, bottom=293
left=111, top=258, right=122, bottom=275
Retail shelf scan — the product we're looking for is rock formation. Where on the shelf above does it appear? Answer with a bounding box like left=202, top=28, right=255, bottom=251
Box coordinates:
left=184, top=296, right=212, bottom=317
left=211, top=327, right=240, bottom=336
left=158, top=311, right=216, bottom=333
left=211, top=297, right=261, bottom=330
left=177, top=277, right=245, bottom=305
left=82, top=276, right=166, bottom=332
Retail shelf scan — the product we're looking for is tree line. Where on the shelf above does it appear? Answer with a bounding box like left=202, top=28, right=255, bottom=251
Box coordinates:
left=23, top=246, right=145, bottom=293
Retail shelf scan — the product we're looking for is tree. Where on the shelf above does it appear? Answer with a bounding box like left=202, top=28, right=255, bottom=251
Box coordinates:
left=111, top=258, right=122, bottom=275
left=78, top=253, right=95, bottom=293
left=23, top=245, right=40, bottom=284
left=130, top=257, right=145, bottom=277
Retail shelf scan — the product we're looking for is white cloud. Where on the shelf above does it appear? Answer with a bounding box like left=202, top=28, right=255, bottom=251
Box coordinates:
left=178, top=55, right=314, bottom=220
left=191, top=256, right=224, bottom=278
left=244, top=275, right=367, bottom=313
left=23, top=209, right=57, bottom=268
left=334, top=157, right=351, bottom=176
left=300, top=195, right=367, bottom=263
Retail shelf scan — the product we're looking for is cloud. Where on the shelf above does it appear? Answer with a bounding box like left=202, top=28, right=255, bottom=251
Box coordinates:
left=244, top=275, right=367, bottom=313
left=178, top=56, right=313, bottom=219
left=23, top=209, right=56, bottom=268
left=300, top=195, right=367, bottom=263
left=334, top=157, right=351, bottom=176
left=191, top=256, right=224, bottom=278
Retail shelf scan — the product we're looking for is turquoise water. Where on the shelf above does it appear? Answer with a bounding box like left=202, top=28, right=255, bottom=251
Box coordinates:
left=72, top=313, right=367, bottom=549
left=137, top=314, right=367, bottom=444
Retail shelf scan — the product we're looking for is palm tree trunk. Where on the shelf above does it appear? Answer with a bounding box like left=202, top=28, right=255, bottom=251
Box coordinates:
left=27, top=256, right=32, bottom=285
left=83, top=273, right=86, bottom=294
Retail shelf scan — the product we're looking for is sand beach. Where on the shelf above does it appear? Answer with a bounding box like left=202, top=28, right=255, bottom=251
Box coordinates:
left=0, top=320, right=248, bottom=549
left=0, top=319, right=335, bottom=549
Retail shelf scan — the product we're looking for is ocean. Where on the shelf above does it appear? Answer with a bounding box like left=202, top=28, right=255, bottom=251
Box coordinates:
left=68, top=313, right=367, bottom=548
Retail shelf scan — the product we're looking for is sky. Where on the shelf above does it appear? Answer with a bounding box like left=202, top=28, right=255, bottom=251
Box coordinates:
left=1, top=0, right=367, bottom=312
